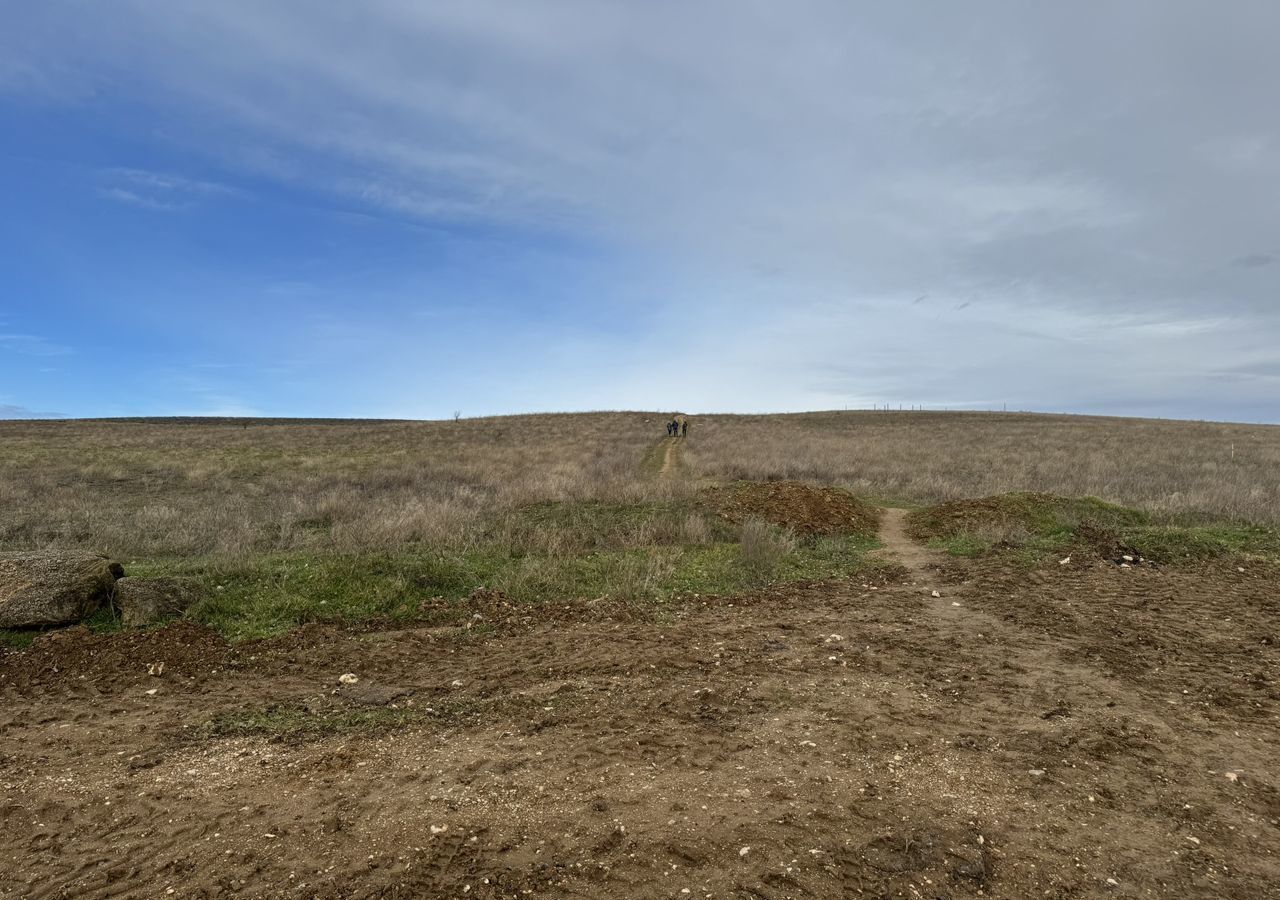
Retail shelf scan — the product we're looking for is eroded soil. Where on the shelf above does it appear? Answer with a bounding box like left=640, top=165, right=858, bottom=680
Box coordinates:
left=2, top=523, right=1278, bottom=898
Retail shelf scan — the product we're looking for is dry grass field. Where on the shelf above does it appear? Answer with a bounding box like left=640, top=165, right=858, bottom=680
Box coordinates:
left=685, top=411, right=1280, bottom=524
left=2, top=411, right=1278, bottom=898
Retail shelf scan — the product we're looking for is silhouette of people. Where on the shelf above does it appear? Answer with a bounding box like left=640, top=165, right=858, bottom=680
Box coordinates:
left=681, top=419, right=688, bottom=438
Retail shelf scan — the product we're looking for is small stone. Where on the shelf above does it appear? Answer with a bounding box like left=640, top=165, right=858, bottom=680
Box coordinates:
left=1028, top=768, right=1045, bottom=776
left=451, top=679, right=464, bottom=687
left=1187, top=836, right=1200, bottom=845
left=1224, top=771, right=1240, bottom=782
left=931, top=590, right=941, bottom=598
left=430, top=824, right=448, bottom=835
left=1059, top=556, right=1071, bottom=565
left=739, top=846, right=750, bottom=857
left=145, top=688, right=158, bottom=696
left=338, top=673, right=359, bottom=685
left=951, top=602, right=961, bottom=607
left=1106, top=877, right=1119, bottom=886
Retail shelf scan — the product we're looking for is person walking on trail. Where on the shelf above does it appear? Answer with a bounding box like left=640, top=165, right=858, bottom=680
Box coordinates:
left=681, top=419, right=688, bottom=438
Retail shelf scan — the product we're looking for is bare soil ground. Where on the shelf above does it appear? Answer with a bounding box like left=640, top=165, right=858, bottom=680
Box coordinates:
left=3, top=516, right=1277, bottom=899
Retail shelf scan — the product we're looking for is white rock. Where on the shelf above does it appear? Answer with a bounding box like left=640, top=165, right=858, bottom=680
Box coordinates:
left=739, top=846, right=751, bottom=857
left=430, top=824, right=449, bottom=835
left=1059, top=556, right=1071, bottom=565
left=1106, top=877, right=1119, bottom=886
left=930, top=590, right=941, bottom=598
left=1028, top=768, right=1045, bottom=776
left=338, top=673, right=359, bottom=685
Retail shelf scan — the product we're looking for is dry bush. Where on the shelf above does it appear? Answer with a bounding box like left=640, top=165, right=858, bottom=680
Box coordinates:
left=739, top=519, right=796, bottom=581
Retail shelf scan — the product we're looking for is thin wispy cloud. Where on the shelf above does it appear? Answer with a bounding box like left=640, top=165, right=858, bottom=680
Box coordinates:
left=0, top=333, right=74, bottom=357
left=99, top=168, right=236, bottom=211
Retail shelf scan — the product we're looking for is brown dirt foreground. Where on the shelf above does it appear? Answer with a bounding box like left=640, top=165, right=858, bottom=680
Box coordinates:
left=2, top=520, right=1279, bottom=899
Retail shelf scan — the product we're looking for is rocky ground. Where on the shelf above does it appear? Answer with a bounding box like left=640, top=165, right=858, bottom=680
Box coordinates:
left=1, top=519, right=1277, bottom=898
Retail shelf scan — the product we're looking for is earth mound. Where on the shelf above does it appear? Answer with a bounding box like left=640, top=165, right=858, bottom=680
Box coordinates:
left=702, top=481, right=880, bottom=536
left=907, top=492, right=1147, bottom=552
left=1, top=620, right=228, bottom=688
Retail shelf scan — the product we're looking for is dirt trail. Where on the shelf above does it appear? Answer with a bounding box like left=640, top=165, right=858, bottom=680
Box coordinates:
left=873, top=507, right=939, bottom=579
left=2, top=525, right=1278, bottom=896
left=658, top=436, right=680, bottom=477
left=874, top=507, right=978, bottom=620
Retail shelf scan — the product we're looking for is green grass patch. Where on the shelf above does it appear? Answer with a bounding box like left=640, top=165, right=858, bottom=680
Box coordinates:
left=912, top=491, right=1280, bottom=565
left=1123, top=525, right=1280, bottom=563
left=123, top=511, right=883, bottom=641
left=205, top=703, right=432, bottom=741
left=0, top=630, right=37, bottom=650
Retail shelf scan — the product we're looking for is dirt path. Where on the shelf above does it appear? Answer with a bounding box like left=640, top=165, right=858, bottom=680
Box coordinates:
left=873, top=507, right=939, bottom=579
left=658, top=436, right=680, bottom=477
left=2, top=536, right=1277, bottom=896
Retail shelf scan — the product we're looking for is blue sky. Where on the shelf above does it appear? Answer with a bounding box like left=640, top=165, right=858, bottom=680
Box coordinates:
left=3, top=2, right=1279, bottom=421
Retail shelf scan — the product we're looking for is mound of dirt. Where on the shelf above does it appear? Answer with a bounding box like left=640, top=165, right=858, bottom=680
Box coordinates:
left=908, top=492, right=1144, bottom=545
left=0, top=620, right=228, bottom=689
left=702, top=481, right=880, bottom=536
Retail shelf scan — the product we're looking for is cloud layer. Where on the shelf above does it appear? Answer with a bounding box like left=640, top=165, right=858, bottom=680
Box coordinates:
left=3, top=2, right=1279, bottom=419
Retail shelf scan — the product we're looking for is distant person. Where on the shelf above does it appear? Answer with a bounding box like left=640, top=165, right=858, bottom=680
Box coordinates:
left=681, top=419, right=688, bottom=438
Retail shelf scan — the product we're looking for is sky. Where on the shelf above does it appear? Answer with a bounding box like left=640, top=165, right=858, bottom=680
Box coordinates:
left=2, top=1, right=1278, bottom=421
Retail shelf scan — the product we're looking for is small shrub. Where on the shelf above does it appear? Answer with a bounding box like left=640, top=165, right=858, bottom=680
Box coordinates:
left=739, top=519, right=796, bottom=581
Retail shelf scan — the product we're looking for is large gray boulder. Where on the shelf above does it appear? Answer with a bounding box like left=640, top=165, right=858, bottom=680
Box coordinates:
left=114, top=577, right=205, bottom=627
left=0, top=552, right=123, bottom=628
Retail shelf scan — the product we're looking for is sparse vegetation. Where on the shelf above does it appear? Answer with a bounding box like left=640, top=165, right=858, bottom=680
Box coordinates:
left=2, top=411, right=1278, bottom=642
left=686, top=411, right=1280, bottom=524
left=909, top=490, right=1280, bottom=564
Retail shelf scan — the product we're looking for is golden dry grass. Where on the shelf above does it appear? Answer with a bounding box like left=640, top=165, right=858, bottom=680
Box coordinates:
left=1, top=409, right=1277, bottom=565
left=682, top=411, right=1280, bottom=524
left=0, top=413, right=685, bottom=558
